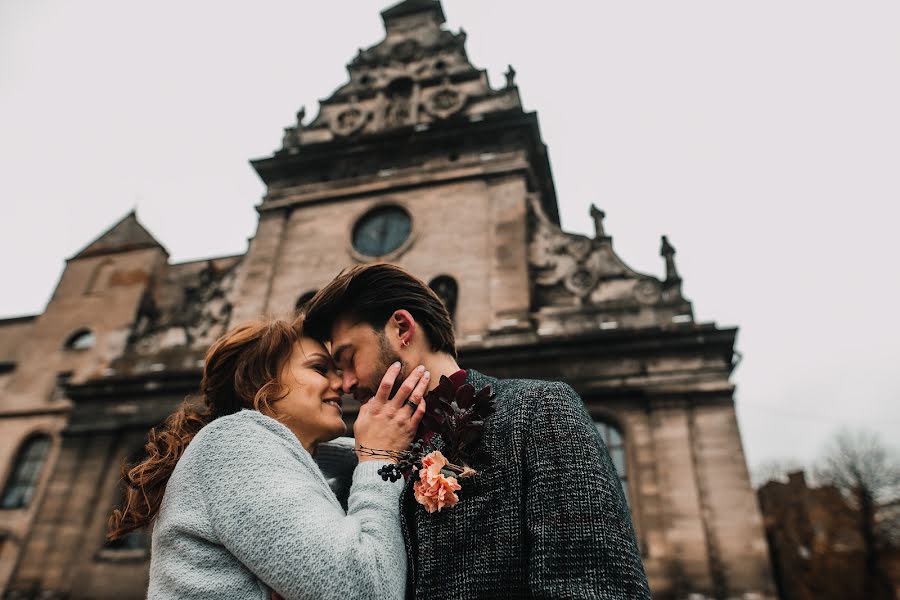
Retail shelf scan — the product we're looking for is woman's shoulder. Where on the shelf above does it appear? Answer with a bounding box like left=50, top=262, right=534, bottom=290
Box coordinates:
left=187, top=410, right=300, bottom=460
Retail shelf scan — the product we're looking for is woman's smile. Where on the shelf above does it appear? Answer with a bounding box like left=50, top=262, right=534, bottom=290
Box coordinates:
left=322, top=396, right=343, bottom=415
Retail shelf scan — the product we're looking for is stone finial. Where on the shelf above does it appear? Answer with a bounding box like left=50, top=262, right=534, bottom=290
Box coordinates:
left=660, top=235, right=681, bottom=282
left=296, top=105, right=306, bottom=125
left=282, top=126, right=297, bottom=148
left=504, top=65, right=517, bottom=88
left=589, top=204, right=606, bottom=239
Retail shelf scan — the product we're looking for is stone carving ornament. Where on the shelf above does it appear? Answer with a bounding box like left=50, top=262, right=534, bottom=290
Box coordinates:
left=330, top=107, right=368, bottom=136
left=391, top=39, right=423, bottom=63
left=425, top=85, right=466, bottom=119
left=529, top=197, right=672, bottom=308
left=564, top=267, right=600, bottom=298
left=633, top=279, right=662, bottom=305
left=384, top=100, right=412, bottom=129
left=531, top=226, right=598, bottom=301
left=130, top=262, right=237, bottom=355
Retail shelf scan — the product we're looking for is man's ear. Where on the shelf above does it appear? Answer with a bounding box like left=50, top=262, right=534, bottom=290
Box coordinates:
left=391, top=310, right=417, bottom=348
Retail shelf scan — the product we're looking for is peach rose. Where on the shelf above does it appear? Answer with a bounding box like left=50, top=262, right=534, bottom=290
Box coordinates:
left=413, top=451, right=462, bottom=513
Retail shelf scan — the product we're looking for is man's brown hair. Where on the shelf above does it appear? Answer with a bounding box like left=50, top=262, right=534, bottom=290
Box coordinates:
left=303, top=263, right=456, bottom=358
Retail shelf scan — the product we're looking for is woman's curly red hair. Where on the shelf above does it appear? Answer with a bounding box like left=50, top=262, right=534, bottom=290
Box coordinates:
left=107, top=317, right=302, bottom=540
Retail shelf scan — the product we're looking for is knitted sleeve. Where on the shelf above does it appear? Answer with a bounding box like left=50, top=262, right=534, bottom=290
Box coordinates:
left=523, top=382, right=651, bottom=599
left=193, top=416, right=406, bottom=600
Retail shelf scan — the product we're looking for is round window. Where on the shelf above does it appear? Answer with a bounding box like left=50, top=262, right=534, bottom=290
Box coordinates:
left=352, top=206, right=412, bottom=257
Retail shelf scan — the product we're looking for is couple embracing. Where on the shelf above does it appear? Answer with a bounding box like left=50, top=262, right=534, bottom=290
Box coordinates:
left=108, top=263, right=650, bottom=599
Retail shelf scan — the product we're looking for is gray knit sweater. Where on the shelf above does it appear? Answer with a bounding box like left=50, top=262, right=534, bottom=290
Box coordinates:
left=402, top=370, right=650, bottom=599
left=148, top=410, right=405, bottom=600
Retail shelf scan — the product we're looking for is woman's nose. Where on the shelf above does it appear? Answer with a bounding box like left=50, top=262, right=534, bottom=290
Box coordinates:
left=328, top=371, right=342, bottom=391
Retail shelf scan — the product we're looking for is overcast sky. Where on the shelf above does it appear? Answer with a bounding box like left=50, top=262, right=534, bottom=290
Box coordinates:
left=2, top=0, right=898, bottom=470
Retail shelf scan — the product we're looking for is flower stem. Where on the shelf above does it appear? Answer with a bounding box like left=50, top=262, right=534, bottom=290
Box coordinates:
left=356, top=445, right=478, bottom=478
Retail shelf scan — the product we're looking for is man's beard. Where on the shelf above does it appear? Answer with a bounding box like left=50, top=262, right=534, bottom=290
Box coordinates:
left=356, top=331, right=406, bottom=402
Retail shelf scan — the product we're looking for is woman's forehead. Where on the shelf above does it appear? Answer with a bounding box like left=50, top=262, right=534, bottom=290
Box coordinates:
left=297, top=337, right=329, bottom=359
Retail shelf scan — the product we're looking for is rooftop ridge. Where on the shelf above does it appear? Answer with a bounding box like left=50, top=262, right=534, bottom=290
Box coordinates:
left=70, top=211, right=167, bottom=260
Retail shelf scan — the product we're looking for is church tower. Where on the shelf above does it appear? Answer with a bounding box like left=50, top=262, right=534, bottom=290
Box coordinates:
left=230, top=0, right=555, bottom=343
left=0, top=2, right=776, bottom=598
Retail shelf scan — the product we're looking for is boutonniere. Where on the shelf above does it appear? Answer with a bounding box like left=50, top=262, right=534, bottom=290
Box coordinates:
left=358, top=376, right=496, bottom=513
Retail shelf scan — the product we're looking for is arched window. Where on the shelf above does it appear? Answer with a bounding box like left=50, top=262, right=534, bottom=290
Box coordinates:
left=295, top=290, right=318, bottom=312
left=428, top=275, right=458, bottom=318
left=63, top=328, right=95, bottom=351
left=84, top=259, right=114, bottom=295
left=1, top=435, right=52, bottom=509
left=595, top=421, right=628, bottom=503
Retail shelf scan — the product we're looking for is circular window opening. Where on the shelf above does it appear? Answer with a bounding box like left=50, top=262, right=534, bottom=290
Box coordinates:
left=352, top=206, right=412, bottom=258
left=64, top=328, right=96, bottom=351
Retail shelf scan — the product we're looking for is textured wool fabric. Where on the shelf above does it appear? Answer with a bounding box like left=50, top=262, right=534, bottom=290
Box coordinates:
left=148, top=409, right=406, bottom=600
left=402, top=370, right=651, bottom=599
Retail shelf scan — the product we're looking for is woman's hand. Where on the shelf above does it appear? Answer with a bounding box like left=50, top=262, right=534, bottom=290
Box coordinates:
left=354, top=362, right=429, bottom=462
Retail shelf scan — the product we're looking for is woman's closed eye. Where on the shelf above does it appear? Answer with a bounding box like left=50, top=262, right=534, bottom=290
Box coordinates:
left=312, top=363, right=330, bottom=376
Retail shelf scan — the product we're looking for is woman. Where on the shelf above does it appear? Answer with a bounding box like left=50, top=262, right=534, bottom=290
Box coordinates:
left=107, top=317, right=429, bottom=599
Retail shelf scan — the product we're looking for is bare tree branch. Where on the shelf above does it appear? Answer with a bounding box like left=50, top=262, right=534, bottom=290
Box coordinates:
left=814, top=428, right=900, bottom=599
left=815, top=428, right=900, bottom=506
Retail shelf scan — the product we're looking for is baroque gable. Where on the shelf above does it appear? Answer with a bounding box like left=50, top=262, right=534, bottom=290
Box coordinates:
left=528, top=196, right=694, bottom=336
left=279, top=0, right=521, bottom=151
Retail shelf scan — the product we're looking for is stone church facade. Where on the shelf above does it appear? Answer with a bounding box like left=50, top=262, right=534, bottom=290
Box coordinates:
left=0, top=1, right=776, bottom=598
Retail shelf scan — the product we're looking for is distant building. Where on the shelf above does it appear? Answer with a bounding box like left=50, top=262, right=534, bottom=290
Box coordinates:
left=758, top=471, right=899, bottom=600
left=0, top=1, right=775, bottom=598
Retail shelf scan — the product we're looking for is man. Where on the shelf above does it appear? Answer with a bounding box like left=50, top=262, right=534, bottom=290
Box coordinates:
left=304, top=263, right=650, bottom=599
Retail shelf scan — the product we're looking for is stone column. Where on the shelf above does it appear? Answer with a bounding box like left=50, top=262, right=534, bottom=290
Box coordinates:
left=230, top=209, right=289, bottom=324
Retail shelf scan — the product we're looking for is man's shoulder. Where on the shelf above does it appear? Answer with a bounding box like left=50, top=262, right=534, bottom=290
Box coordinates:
left=466, top=370, right=581, bottom=416
left=468, top=370, right=576, bottom=397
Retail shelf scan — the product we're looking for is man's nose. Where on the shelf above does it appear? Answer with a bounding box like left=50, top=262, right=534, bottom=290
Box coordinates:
left=341, top=371, right=357, bottom=395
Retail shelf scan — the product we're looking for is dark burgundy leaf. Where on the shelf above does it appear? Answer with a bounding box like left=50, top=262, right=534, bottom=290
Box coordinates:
left=417, top=383, right=495, bottom=469
left=431, top=376, right=456, bottom=401
left=421, top=414, right=442, bottom=431
left=474, top=391, right=495, bottom=418
left=454, top=383, right=477, bottom=410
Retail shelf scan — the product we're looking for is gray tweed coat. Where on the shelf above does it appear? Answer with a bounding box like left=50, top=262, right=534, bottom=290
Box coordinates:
left=401, top=369, right=651, bottom=599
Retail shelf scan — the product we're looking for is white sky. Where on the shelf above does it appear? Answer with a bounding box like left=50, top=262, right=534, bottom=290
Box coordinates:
left=2, top=0, right=898, bottom=470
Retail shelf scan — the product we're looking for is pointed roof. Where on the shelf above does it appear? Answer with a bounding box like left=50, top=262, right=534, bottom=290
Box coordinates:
left=381, top=0, right=445, bottom=24
left=71, top=211, right=167, bottom=260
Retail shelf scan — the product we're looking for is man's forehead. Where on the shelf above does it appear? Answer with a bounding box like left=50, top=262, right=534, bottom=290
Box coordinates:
left=329, top=318, right=377, bottom=358
left=330, top=317, right=362, bottom=347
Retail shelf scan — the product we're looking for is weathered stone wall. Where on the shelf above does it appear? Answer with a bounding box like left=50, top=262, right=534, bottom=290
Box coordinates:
left=5, top=247, right=168, bottom=404
left=9, top=430, right=150, bottom=599
left=233, top=168, right=531, bottom=342
left=0, top=319, right=35, bottom=367
left=0, top=416, right=63, bottom=596
left=0, top=245, right=167, bottom=594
